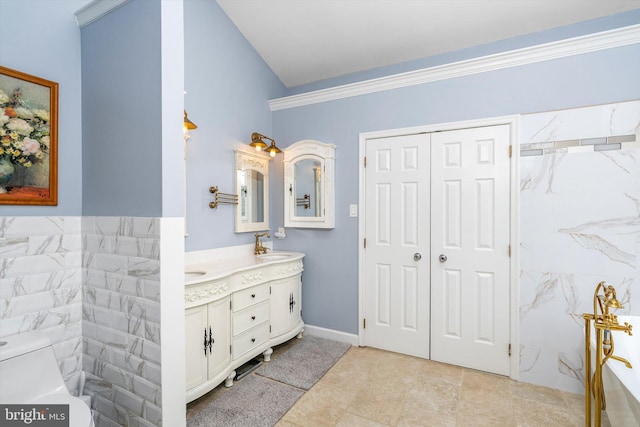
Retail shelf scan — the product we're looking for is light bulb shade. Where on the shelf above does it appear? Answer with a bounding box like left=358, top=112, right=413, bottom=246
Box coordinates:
left=249, top=132, right=268, bottom=149
left=250, top=141, right=268, bottom=149
left=264, top=141, right=282, bottom=156
left=249, top=141, right=268, bottom=150
left=184, top=110, right=197, bottom=130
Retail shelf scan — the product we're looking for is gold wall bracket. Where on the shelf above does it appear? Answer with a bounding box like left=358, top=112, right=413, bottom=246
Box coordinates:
left=209, top=186, right=238, bottom=209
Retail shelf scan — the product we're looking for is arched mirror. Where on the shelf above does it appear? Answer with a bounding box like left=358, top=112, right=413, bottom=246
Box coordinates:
left=284, top=140, right=335, bottom=229
left=235, top=150, right=270, bottom=233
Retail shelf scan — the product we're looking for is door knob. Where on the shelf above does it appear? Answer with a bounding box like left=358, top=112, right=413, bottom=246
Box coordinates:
left=413, top=253, right=422, bottom=261
left=439, top=254, right=447, bottom=263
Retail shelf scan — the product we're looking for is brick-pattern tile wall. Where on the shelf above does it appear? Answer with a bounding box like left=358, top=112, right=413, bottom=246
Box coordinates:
left=0, top=216, right=83, bottom=396
left=82, top=217, right=162, bottom=427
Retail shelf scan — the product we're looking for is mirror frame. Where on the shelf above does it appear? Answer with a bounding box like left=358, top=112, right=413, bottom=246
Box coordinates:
left=283, top=140, right=336, bottom=229
left=235, top=149, right=270, bottom=233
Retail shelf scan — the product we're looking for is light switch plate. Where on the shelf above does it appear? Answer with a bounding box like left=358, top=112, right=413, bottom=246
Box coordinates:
left=349, top=204, right=358, bottom=217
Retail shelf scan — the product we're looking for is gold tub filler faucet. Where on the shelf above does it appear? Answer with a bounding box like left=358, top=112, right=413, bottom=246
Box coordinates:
left=254, top=232, right=270, bottom=255
left=583, top=281, right=633, bottom=427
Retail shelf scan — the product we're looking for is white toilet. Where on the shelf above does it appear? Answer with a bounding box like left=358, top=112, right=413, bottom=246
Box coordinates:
left=0, top=331, right=94, bottom=427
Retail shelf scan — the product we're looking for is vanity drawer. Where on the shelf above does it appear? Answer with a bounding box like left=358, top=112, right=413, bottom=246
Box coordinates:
left=232, top=322, right=270, bottom=360
left=233, top=284, right=269, bottom=312
left=233, top=301, right=270, bottom=336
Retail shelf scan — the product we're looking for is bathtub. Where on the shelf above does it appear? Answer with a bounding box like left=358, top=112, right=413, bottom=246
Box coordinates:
left=598, top=315, right=640, bottom=426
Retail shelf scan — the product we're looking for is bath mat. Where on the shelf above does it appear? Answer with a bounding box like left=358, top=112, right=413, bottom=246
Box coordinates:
left=256, top=335, right=351, bottom=390
left=186, top=374, right=303, bottom=427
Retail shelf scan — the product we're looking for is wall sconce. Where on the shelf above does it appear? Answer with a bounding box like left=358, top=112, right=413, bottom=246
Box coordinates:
left=250, top=132, right=281, bottom=157
left=184, top=110, right=198, bottom=140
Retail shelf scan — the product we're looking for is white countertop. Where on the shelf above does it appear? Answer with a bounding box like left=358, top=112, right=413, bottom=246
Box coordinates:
left=184, top=251, right=305, bottom=286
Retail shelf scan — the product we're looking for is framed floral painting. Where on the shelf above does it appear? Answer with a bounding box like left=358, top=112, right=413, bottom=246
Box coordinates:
left=0, top=66, right=58, bottom=205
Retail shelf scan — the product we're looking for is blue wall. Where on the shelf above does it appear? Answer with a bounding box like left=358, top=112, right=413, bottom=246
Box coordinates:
left=183, top=0, right=286, bottom=251
left=0, top=0, right=86, bottom=216
left=81, top=0, right=165, bottom=217
left=271, top=21, right=640, bottom=334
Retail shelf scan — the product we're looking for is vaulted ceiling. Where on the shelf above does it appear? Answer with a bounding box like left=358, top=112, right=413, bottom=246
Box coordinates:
left=217, top=0, right=640, bottom=87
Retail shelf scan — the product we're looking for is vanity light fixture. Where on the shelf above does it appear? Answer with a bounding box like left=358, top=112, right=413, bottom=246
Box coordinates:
left=184, top=110, right=198, bottom=140
left=250, top=132, right=281, bottom=157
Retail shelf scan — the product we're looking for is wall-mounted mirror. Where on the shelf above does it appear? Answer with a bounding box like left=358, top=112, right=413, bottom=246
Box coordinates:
left=235, top=150, right=270, bottom=233
left=284, top=140, right=336, bottom=229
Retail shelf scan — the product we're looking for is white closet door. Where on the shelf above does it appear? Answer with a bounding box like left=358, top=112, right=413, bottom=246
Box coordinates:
left=430, top=125, right=511, bottom=375
left=364, top=133, right=431, bottom=359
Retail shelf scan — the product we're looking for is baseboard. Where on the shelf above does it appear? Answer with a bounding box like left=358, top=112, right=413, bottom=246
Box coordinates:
left=303, top=324, right=359, bottom=346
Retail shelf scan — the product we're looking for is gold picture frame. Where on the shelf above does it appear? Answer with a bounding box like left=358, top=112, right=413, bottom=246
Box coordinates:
left=0, top=66, right=58, bottom=205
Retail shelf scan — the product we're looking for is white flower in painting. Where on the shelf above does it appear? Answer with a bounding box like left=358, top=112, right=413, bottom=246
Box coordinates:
left=16, top=107, right=34, bottom=120
left=22, top=137, right=41, bottom=155
left=7, top=118, right=33, bottom=135
left=0, top=89, right=9, bottom=104
left=41, top=136, right=50, bottom=148
left=32, top=109, right=49, bottom=122
left=0, top=112, right=9, bottom=126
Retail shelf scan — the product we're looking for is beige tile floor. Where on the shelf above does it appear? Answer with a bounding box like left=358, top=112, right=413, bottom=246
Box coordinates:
left=189, top=343, right=607, bottom=427
left=277, top=346, right=596, bottom=427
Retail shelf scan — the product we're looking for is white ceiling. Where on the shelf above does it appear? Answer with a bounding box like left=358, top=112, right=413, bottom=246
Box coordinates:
left=217, top=0, right=640, bottom=88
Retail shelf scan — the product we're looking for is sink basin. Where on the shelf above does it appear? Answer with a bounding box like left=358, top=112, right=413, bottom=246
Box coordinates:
left=185, top=271, right=206, bottom=280
left=257, top=253, right=292, bottom=261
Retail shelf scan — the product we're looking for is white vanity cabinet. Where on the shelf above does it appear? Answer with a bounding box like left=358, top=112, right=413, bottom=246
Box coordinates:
left=185, top=296, right=230, bottom=391
left=231, top=283, right=271, bottom=360
left=185, top=253, right=304, bottom=402
left=270, top=275, right=302, bottom=338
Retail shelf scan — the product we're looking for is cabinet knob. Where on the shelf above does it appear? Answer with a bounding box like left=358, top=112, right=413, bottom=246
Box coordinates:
left=251, top=316, right=256, bottom=320
left=251, top=294, right=256, bottom=298
left=251, top=338, right=256, bottom=343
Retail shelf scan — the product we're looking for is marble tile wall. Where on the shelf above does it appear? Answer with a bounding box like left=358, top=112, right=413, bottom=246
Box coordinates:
left=82, top=217, right=162, bottom=427
left=519, top=100, right=640, bottom=393
left=0, top=217, right=83, bottom=396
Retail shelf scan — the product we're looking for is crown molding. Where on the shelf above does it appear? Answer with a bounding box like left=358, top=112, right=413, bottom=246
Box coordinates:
left=75, top=0, right=130, bottom=28
left=269, top=24, right=640, bottom=111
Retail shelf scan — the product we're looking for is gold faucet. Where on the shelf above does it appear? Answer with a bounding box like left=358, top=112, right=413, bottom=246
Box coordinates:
left=254, top=232, right=270, bottom=255
left=583, top=281, right=633, bottom=427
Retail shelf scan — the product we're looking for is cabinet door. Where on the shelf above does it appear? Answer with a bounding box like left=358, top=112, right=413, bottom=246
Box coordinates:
left=292, top=274, right=302, bottom=325
left=270, top=275, right=301, bottom=338
left=207, top=297, right=231, bottom=379
left=185, top=305, right=208, bottom=390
